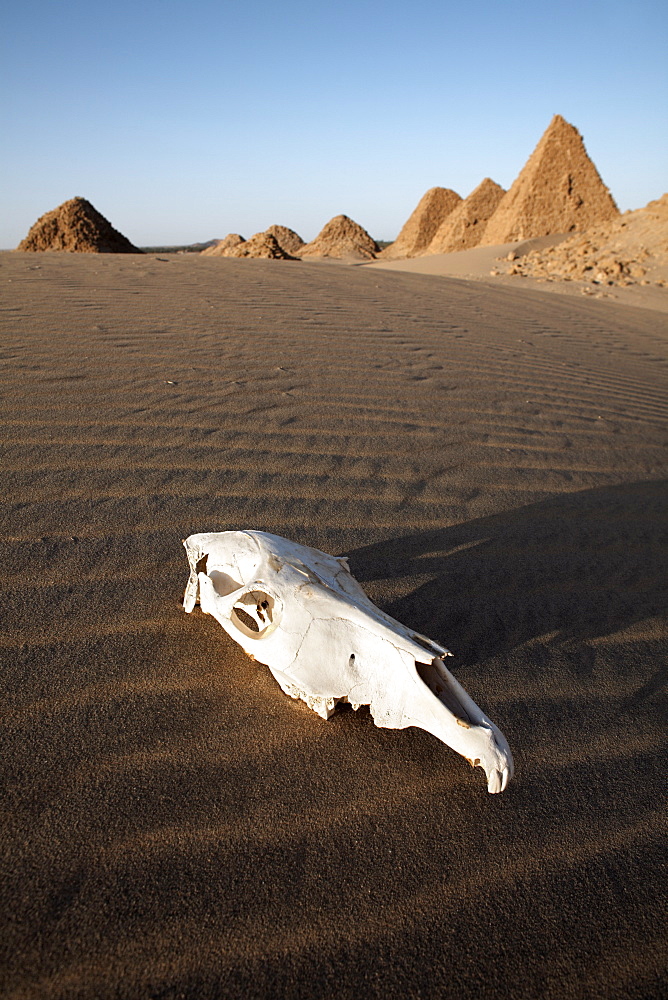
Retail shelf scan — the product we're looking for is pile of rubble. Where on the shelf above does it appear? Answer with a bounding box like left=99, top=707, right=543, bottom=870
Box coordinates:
left=498, top=194, right=668, bottom=290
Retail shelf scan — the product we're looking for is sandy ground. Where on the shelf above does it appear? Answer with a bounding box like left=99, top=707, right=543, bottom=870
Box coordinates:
left=1, top=251, right=667, bottom=1000
left=366, top=239, right=668, bottom=313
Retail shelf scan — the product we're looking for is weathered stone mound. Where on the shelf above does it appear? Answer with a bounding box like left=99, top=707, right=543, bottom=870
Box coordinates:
left=226, top=232, right=298, bottom=259
left=264, top=225, right=304, bottom=257
left=17, top=197, right=142, bottom=253
left=482, top=115, right=619, bottom=245
left=381, top=187, right=461, bottom=259
left=299, top=215, right=379, bottom=259
left=426, top=179, right=505, bottom=254
left=502, top=193, right=668, bottom=290
left=201, top=234, right=246, bottom=256
left=204, top=226, right=303, bottom=258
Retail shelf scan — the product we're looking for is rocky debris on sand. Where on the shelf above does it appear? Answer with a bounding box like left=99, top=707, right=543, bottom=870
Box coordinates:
left=426, top=179, right=505, bottom=254
left=299, top=215, right=379, bottom=260
left=381, top=187, right=461, bottom=259
left=264, top=225, right=304, bottom=257
left=499, top=194, right=668, bottom=289
left=225, top=232, right=298, bottom=259
left=201, top=234, right=246, bottom=256
left=481, top=115, right=619, bottom=245
left=17, top=197, right=142, bottom=253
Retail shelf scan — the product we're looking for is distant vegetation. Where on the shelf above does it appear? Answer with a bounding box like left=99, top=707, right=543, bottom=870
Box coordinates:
left=141, top=238, right=395, bottom=254
left=139, top=240, right=219, bottom=254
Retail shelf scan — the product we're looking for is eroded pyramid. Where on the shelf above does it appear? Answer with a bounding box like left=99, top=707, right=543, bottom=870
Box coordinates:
left=481, top=115, right=619, bottom=245
left=17, top=197, right=142, bottom=253
left=264, top=225, right=304, bottom=257
left=426, top=179, right=505, bottom=254
left=201, top=234, right=246, bottom=256
left=381, top=188, right=462, bottom=259
left=225, top=232, right=298, bottom=259
left=299, top=215, right=379, bottom=260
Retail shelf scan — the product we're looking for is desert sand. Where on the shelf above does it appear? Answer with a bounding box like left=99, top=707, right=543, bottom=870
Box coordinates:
left=1, top=250, right=666, bottom=1000
left=367, top=237, right=668, bottom=314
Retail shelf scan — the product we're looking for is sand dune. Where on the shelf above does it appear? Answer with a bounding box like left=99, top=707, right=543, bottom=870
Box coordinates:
left=1, top=250, right=667, bottom=999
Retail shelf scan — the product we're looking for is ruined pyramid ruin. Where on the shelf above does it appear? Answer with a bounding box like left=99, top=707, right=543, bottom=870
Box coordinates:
left=224, top=231, right=298, bottom=259
left=481, top=115, right=619, bottom=245
left=201, top=234, right=246, bottom=256
left=381, top=187, right=461, bottom=259
left=17, top=197, right=142, bottom=253
left=264, top=225, right=304, bottom=257
left=299, top=215, right=379, bottom=260
left=426, top=178, right=505, bottom=254
left=203, top=226, right=304, bottom=258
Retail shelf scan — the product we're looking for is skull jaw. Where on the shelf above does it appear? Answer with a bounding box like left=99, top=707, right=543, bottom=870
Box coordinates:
left=268, top=660, right=513, bottom=793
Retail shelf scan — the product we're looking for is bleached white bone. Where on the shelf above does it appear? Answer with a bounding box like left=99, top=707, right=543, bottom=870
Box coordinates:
left=183, top=530, right=513, bottom=793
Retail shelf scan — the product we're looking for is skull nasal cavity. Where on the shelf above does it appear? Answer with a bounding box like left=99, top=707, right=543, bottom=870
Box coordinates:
left=415, top=659, right=472, bottom=726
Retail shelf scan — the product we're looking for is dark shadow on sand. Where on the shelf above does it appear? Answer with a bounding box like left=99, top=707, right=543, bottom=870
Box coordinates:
left=3, top=482, right=667, bottom=1000
left=347, top=479, right=667, bottom=694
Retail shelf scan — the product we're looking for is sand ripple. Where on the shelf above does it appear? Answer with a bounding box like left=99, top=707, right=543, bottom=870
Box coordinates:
left=1, top=253, right=666, bottom=999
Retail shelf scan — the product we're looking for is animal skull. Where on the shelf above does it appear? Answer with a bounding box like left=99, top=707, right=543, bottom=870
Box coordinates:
left=183, top=530, right=513, bottom=793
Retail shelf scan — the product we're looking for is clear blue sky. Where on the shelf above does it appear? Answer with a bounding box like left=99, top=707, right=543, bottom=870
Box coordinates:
left=1, top=0, right=666, bottom=247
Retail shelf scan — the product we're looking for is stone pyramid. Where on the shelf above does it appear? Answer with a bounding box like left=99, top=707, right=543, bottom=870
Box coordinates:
left=380, top=187, right=461, bottom=259
left=264, top=225, right=304, bottom=257
left=481, top=115, right=619, bottom=245
left=201, top=234, right=246, bottom=256
left=299, top=215, right=379, bottom=259
left=225, top=231, right=298, bottom=259
left=204, top=226, right=304, bottom=258
left=426, top=178, right=505, bottom=254
left=17, top=197, right=142, bottom=253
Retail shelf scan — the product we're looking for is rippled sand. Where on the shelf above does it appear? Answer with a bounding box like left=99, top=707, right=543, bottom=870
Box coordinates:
left=1, top=251, right=666, bottom=999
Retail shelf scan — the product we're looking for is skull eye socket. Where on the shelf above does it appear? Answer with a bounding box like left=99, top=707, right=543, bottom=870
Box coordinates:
left=233, top=607, right=260, bottom=632
left=231, top=591, right=279, bottom=638
left=209, top=568, right=243, bottom=597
